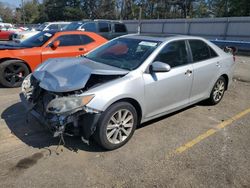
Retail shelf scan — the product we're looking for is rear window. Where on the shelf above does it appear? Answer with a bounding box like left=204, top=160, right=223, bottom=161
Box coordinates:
left=81, top=35, right=94, bottom=45
left=114, top=24, right=127, bottom=33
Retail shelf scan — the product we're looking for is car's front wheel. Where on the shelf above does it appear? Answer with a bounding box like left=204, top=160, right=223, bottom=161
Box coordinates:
left=208, top=76, right=226, bottom=105
left=94, top=102, right=138, bottom=150
left=0, top=60, right=30, bottom=88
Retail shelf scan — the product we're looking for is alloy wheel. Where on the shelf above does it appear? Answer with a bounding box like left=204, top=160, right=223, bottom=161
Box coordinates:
left=212, top=80, right=225, bottom=102
left=106, top=109, right=134, bottom=144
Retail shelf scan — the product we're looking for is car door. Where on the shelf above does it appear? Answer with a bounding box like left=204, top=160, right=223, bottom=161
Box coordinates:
left=143, top=40, right=193, bottom=118
left=188, top=40, right=220, bottom=102
left=41, top=34, right=93, bottom=62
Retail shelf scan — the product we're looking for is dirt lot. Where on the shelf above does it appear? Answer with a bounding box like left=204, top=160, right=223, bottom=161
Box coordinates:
left=0, top=55, right=250, bottom=188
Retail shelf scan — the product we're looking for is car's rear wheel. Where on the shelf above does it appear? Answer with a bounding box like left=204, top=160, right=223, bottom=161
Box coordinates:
left=208, top=76, right=226, bottom=105
left=0, top=60, right=30, bottom=88
left=94, top=102, right=138, bottom=150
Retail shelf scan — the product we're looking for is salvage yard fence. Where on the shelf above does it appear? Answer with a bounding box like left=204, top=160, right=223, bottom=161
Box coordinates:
left=123, top=17, right=250, bottom=42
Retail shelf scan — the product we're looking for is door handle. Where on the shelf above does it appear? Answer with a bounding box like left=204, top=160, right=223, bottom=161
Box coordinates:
left=185, top=69, right=192, bottom=75
left=216, top=62, right=221, bottom=67
left=79, top=48, right=84, bottom=51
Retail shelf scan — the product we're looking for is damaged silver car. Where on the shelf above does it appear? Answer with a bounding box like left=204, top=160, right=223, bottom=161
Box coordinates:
left=20, top=34, right=235, bottom=150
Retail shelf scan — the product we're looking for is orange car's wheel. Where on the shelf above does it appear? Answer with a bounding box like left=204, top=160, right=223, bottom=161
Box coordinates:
left=0, top=60, right=30, bottom=88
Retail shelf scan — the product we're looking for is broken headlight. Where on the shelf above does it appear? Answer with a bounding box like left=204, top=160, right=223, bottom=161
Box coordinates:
left=22, top=73, right=33, bottom=96
left=46, top=94, right=95, bottom=114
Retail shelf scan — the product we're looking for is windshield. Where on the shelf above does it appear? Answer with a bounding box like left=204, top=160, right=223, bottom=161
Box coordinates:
left=20, top=32, right=54, bottom=47
left=37, top=23, right=48, bottom=31
left=85, top=38, right=160, bottom=70
left=64, top=22, right=83, bottom=31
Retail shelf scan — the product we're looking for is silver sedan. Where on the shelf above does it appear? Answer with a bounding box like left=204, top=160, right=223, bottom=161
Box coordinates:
left=21, top=34, right=235, bottom=150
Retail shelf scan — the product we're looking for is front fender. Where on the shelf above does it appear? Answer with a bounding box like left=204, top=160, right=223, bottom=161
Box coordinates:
left=85, top=72, right=145, bottom=117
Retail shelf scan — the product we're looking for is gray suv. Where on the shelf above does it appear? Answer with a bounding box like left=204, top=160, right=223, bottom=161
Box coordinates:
left=78, top=20, right=127, bottom=40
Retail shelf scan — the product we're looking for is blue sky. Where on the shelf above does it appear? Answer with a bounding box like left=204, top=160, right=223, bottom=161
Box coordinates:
left=0, top=0, right=21, bottom=7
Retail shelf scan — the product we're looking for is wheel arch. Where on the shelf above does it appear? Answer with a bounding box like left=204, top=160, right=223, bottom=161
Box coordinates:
left=110, top=98, right=143, bottom=124
left=221, top=74, right=229, bottom=90
left=0, top=58, right=32, bottom=73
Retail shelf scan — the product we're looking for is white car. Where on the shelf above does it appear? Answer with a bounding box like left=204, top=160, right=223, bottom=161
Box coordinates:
left=13, top=30, right=40, bottom=42
left=13, top=22, right=70, bottom=42
left=0, top=23, right=13, bottom=29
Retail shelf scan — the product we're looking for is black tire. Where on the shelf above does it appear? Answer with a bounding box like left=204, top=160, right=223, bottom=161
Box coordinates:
left=94, top=102, right=138, bottom=150
left=207, top=76, right=226, bottom=105
left=0, top=60, right=30, bottom=88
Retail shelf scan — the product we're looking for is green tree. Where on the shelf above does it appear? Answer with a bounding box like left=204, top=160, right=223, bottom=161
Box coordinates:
left=228, top=0, right=250, bottom=16
left=0, top=3, right=14, bottom=23
left=22, top=0, right=39, bottom=23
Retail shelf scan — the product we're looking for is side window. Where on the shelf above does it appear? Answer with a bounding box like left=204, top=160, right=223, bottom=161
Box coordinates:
left=98, top=22, right=110, bottom=32
left=209, top=46, right=218, bottom=58
left=189, top=40, right=213, bottom=62
left=48, top=24, right=59, bottom=30
left=81, top=23, right=97, bottom=32
left=114, top=24, right=127, bottom=33
left=58, top=24, right=67, bottom=30
left=56, top=35, right=82, bottom=46
left=80, top=35, right=94, bottom=45
left=154, top=40, right=188, bottom=68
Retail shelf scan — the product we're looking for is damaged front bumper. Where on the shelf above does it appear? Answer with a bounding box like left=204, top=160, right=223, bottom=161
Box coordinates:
left=20, top=92, right=102, bottom=142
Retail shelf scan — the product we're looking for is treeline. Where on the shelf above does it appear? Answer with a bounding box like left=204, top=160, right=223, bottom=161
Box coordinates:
left=1, top=0, right=250, bottom=24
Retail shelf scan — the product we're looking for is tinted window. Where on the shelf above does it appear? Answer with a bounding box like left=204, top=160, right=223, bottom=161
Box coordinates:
left=48, top=24, right=59, bottom=30
left=80, top=35, right=94, bottom=45
left=58, top=24, right=68, bottom=30
left=154, top=40, right=188, bottom=68
left=98, top=22, right=110, bottom=32
left=189, top=40, right=212, bottom=62
left=81, top=22, right=97, bottom=32
left=209, top=46, right=218, bottom=58
left=37, top=23, right=48, bottom=31
left=64, top=22, right=83, bottom=31
left=56, top=35, right=82, bottom=46
left=114, top=24, right=127, bottom=33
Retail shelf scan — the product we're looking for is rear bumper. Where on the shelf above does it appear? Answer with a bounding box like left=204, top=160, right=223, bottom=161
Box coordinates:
left=20, top=93, right=101, bottom=140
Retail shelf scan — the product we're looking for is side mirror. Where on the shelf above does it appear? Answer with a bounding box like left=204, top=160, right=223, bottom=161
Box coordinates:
left=151, top=61, right=171, bottom=72
left=51, top=40, right=60, bottom=49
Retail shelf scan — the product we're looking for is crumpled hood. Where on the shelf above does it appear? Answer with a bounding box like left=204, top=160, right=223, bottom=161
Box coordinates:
left=33, top=57, right=129, bottom=92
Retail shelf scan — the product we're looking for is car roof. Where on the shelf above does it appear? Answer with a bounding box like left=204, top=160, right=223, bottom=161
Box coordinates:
left=121, top=33, right=205, bottom=42
left=44, top=22, right=71, bottom=24
left=54, top=30, right=102, bottom=36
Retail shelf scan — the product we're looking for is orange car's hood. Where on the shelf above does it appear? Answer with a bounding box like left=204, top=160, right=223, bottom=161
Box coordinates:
left=32, top=57, right=129, bottom=92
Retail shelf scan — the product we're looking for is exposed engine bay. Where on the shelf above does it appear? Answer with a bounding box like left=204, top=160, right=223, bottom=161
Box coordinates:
left=20, top=57, right=128, bottom=145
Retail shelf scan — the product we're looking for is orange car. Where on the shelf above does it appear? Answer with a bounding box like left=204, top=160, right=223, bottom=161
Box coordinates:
left=0, top=31, right=107, bottom=87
